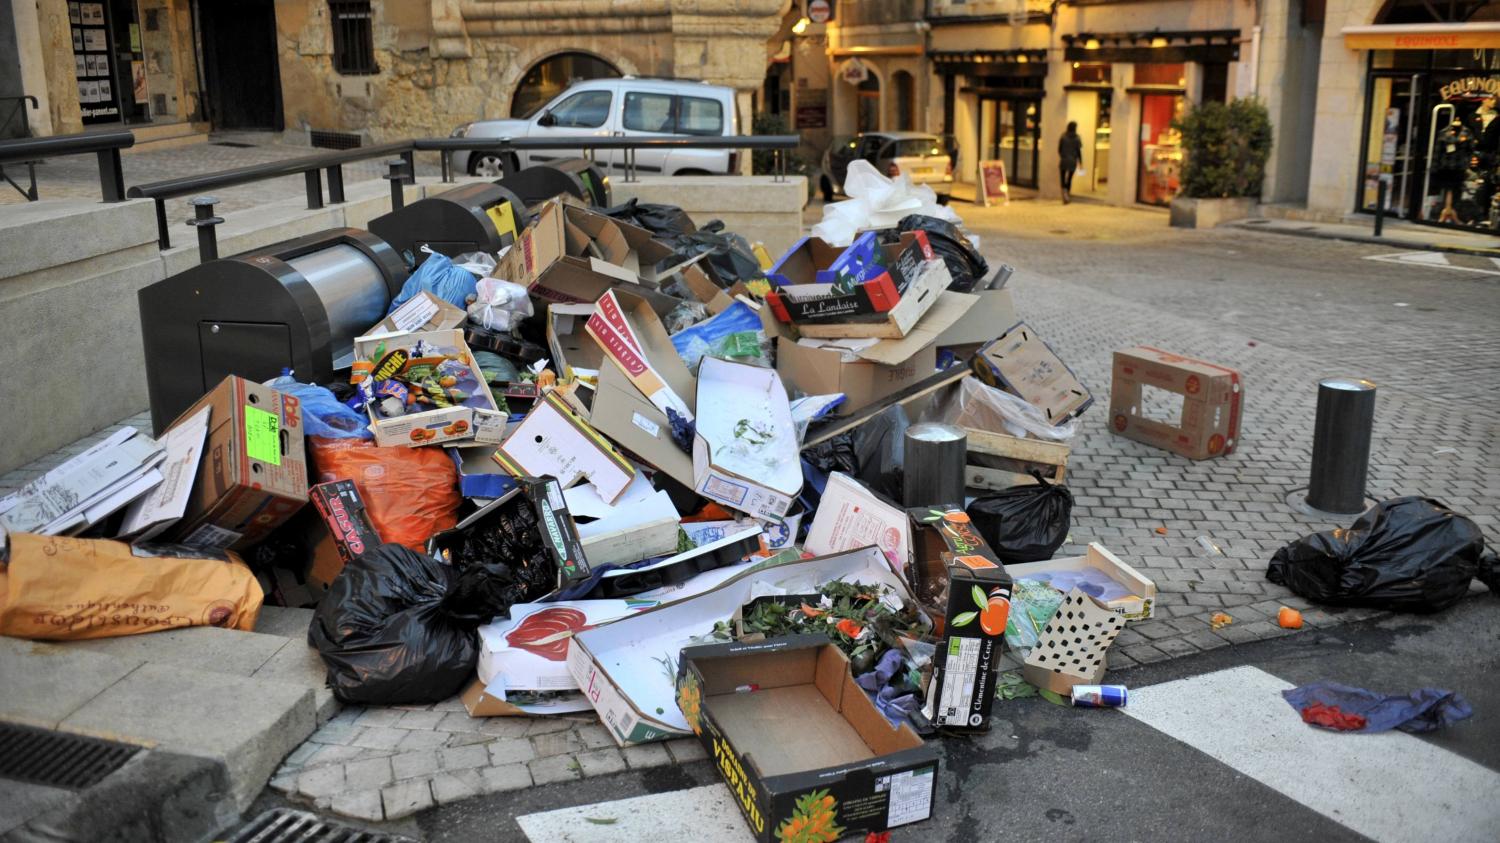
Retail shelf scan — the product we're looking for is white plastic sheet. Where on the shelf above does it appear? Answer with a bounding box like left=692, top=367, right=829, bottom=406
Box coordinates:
left=812, top=160, right=962, bottom=246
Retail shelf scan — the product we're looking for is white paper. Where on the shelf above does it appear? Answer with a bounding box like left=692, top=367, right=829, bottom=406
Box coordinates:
left=0, top=428, right=134, bottom=517
left=0, top=433, right=162, bottom=534
left=804, top=471, right=911, bottom=573
left=80, top=469, right=163, bottom=527
left=119, top=407, right=210, bottom=538
left=564, top=468, right=658, bottom=520
left=883, top=767, right=935, bottom=827
left=478, top=601, right=637, bottom=692
left=389, top=295, right=440, bottom=333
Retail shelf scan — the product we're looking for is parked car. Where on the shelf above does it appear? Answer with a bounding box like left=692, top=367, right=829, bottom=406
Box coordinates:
left=450, top=78, right=741, bottom=178
left=821, top=132, right=954, bottom=203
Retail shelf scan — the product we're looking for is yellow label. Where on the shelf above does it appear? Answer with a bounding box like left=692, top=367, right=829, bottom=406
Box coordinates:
left=244, top=405, right=281, bottom=466
left=486, top=202, right=518, bottom=244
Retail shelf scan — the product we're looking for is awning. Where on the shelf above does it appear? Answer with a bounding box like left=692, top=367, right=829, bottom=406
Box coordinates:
left=1342, top=23, right=1500, bottom=50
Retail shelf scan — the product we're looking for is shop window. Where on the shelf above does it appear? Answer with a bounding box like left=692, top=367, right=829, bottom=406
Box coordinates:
left=893, top=71, right=915, bottom=130
left=678, top=96, right=724, bottom=136
left=1072, top=62, right=1112, bottom=85
left=329, top=1, right=377, bottom=76
left=1135, top=63, right=1186, bottom=87
left=549, top=90, right=612, bottom=128
left=1137, top=92, right=1184, bottom=205
left=512, top=52, right=621, bottom=118
left=624, top=92, right=674, bottom=132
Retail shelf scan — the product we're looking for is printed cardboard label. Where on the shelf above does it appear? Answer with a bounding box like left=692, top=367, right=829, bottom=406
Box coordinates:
left=243, top=405, right=281, bottom=466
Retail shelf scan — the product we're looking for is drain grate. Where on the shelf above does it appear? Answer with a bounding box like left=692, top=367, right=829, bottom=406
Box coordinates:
left=0, top=722, right=141, bottom=790
left=225, top=809, right=417, bottom=843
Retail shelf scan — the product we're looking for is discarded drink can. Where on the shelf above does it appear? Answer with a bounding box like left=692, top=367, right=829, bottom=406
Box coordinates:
left=1071, top=685, right=1128, bottom=707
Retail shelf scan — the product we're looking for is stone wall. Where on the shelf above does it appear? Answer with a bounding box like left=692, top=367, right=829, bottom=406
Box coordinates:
left=1304, top=0, right=1383, bottom=218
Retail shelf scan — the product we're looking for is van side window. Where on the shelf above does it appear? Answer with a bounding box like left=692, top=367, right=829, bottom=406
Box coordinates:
left=677, top=96, right=724, bottom=136
left=624, top=92, right=675, bottom=133
left=549, top=90, right=612, bottom=128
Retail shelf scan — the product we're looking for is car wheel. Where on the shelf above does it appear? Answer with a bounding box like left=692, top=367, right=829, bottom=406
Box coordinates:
left=820, top=177, right=835, bottom=203
left=470, top=152, right=513, bottom=178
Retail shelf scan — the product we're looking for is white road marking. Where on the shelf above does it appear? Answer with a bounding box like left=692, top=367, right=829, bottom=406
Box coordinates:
left=518, top=783, right=755, bottom=842
left=1122, top=666, right=1500, bottom=843
left=1365, top=251, right=1500, bottom=276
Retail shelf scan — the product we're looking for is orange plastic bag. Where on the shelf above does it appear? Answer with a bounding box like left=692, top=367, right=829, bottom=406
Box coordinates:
left=309, top=437, right=462, bottom=552
left=0, top=533, right=263, bottom=640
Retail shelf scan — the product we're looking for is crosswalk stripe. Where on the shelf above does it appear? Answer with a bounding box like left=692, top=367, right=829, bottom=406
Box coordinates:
left=518, top=783, right=754, bottom=842
left=1396, top=250, right=1452, bottom=266
left=1121, top=666, right=1500, bottom=843
left=1365, top=251, right=1500, bottom=276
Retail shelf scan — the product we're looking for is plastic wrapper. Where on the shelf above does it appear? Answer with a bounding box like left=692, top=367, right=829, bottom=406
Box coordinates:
left=663, top=300, right=710, bottom=335
left=602, top=197, right=695, bottom=238
left=308, top=437, right=462, bottom=552
left=789, top=393, right=847, bottom=444
left=1266, top=497, right=1493, bottom=613
left=922, top=378, right=1077, bottom=442
left=472, top=350, right=521, bottom=385
left=268, top=374, right=372, bottom=440
left=466, top=277, right=534, bottom=332
left=896, top=215, right=990, bottom=293
left=812, top=160, right=961, bottom=247
left=965, top=474, right=1073, bottom=563
left=1003, top=577, right=1066, bottom=650
left=669, top=300, right=769, bottom=374
left=451, top=250, right=498, bottom=278
left=387, top=248, right=480, bottom=314
left=308, top=543, right=480, bottom=705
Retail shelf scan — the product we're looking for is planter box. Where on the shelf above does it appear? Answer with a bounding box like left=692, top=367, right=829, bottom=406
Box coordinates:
left=1169, top=196, right=1258, bottom=229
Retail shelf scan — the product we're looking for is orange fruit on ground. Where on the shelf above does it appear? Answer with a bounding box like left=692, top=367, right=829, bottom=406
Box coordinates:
left=1277, top=607, right=1303, bottom=629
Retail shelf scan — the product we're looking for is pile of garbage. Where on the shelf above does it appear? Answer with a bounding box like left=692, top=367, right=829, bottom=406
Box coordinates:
left=1, top=167, right=1491, bottom=840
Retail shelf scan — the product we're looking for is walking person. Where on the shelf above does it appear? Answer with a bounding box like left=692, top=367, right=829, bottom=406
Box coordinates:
left=1059, top=121, right=1083, bottom=204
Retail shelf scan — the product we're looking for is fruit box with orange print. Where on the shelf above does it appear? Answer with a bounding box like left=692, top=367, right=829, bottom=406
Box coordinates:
left=908, top=506, right=1013, bottom=732
left=677, top=636, right=940, bottom=843
left=1108, top=346, right=1243, bottom=461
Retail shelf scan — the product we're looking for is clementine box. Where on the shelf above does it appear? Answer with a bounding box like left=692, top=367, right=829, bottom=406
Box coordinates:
left=1109, top=346, right=1243, bottom=460
left=908, top=506, right=1012, bottom=732
left=677, top=636, right=940, bottom=843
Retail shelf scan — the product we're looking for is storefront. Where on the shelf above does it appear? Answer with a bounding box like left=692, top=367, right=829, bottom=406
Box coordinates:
left=1131, top=63, right=1188, bottom=207
left=1350, top=25, right=1500, bottom=232
left=61, top=0, right=207, bottom=128
left=1063, top=62, right=1113, bottom=198
left=933, top=50, right=1047, bottom=190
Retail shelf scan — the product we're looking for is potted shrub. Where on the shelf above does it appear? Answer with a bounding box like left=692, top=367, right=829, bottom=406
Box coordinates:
left=1169, top=98, right=1273, bottom=228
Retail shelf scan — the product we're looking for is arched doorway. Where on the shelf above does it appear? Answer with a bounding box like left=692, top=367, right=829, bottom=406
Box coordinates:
left=511, top=52, right=621, bottom=118
left=857, top=76, right=880, bottom=132
left=892, top=71, right=915, bottom=130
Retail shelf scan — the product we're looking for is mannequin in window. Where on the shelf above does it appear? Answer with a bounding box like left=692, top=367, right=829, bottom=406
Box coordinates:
left=1431, top=117, right=1474, bottom=224
left=1472, top=97, right=1500, bottom=221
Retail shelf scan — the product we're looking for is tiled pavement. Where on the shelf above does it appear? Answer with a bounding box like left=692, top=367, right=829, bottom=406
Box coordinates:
left=4, top=194, right=1496, bottom=822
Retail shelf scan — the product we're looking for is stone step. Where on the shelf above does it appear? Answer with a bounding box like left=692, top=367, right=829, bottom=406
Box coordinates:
left=123, top=120, right=211, bottom=153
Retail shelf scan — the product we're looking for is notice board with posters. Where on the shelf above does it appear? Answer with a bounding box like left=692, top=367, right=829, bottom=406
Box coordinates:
left=70, top=2, right=120, bottom=123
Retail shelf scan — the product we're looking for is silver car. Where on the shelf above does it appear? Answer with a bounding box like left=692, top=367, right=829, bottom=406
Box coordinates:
left=821, top=131, right=955, bottom=203
left=450, top=77, right=741, bottom=178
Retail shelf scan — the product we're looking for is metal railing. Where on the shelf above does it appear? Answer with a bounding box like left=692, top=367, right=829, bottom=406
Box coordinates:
left=128, top=134, right=801, bottom=250
left=0, top=127, right=134, bottom=202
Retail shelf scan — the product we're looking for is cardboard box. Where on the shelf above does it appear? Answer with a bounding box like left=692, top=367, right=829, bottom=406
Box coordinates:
left=567, top=473, right=682, bottom=568
left=777, top=339, right=935, bottom=417
left=934, top=287, right=1018, bottom=362
left=971, top=322, right=1093, bottom=424
left=678, top=637, right=940, bottom=842
left=766, top=235, right=948, bottom=340
left=804, top=471, right=910, bottom=574
left=460, top=680, right=594, bottom=718
left=586, top=289, right=695, bottom=422
left=692, top=357, right=801, bottom=520
left=449, top=444, right=519, bottom=500
left=160, top=376, right=308, bottom=550
left=427, top=475, right=591, bottom=586
left=785, top=259, right=950, bottom=341
left=369, top=291, right=467, bottom=336
left=1109, top=346, right=1243, bottom=460
left=496, top=200, right=637, bottom=304
left=1004, top=543, right=1156, bottom=621
left=493, top=391, right=636, bottom=504
left=566, top=545, right=919, bottom=746
left=589, top=358, right=696, bottom=490
left=1022, top=589, right=1125, bottom=695
left=546, top=302, right=606, bottom=383
left=307, top=480, right=380, bottom=587
left=351, top=329, right=503, bottom=448
left=908, top=506, right=1012, bottom=732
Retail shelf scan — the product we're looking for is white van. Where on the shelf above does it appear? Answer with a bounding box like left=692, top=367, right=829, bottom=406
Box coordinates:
left=450, top=78, right=740, bottom=178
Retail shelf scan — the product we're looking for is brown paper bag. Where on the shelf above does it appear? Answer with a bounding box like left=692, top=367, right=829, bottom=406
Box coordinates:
left=0, top=533, right=263, bottom=640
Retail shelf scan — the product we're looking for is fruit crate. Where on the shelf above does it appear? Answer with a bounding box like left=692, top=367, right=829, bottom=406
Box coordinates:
left=962, top=427, right=1070, bottom=491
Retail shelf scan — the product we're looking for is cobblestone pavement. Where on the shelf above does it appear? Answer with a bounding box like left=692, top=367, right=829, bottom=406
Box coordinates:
left=0, top=130, right=437, bottom=218
left=4, top=193, right=1496, bottom=824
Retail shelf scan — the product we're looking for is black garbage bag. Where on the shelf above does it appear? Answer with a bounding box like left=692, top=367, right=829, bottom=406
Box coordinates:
left=850, top=404, right=909, bottom=502
left=1266, top=497, right=1490, bottom=613
left=966, top=473, right=1073, bottom=563
left=897, top=214, right=990, bottom=293
left=659, top=221, right=764, bottom=287
left=602, top=197, right=696, bottom=238
left=309, top=544, right=481, bottom=705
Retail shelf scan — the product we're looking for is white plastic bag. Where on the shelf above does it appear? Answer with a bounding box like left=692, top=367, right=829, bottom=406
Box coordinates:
left=451, top=250, right=498, bottom=278
left=466, top=277, right=533, bottom=331
left=812, top=160, right=962, bottom=246
left=922, top=378, right=1077, bottom=442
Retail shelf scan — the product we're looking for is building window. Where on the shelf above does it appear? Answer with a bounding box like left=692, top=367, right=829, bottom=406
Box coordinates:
left=330, top=1, right=377, bottom=75
left=1072, top=63, right=1112, bottom=85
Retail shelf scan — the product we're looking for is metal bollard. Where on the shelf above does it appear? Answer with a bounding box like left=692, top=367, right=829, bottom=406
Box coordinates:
left=186, top=196, right=223, bottom=263
left=384, top=158, right=408, bottom=211
left=1374, top=179, right=1386, bottom=238
left=1306, top=377, right=1377, bottom=514
left=903, top=423, right=968, bottom=507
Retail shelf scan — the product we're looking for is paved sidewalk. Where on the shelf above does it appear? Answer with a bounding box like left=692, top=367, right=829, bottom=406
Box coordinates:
left=1231, top=216, right=1500, bottom=257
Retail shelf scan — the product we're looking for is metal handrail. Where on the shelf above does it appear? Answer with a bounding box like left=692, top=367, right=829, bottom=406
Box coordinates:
left=0, top=128, right=134, bottom=202
left=129, top=134, right=802, bottom=250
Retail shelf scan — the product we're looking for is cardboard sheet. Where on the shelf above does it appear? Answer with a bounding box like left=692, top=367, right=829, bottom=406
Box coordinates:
left=804, top=472, right=911, bottom=573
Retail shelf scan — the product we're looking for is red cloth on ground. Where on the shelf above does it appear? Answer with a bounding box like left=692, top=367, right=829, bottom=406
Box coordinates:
left=1300, top=702, right=1368, bottom=731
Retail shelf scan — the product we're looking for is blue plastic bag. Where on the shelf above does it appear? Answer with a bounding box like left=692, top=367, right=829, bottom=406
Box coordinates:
left=386, top=249, right=479, bottom=314
left=269, top=374, right=371, bottom=440
left=1283, top=682, right=1473, bottom=733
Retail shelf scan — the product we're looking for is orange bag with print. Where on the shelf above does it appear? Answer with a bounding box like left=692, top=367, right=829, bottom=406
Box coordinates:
left=0, top=533, right=262, bottom=640
left=308, top=437, right=462, bottom=552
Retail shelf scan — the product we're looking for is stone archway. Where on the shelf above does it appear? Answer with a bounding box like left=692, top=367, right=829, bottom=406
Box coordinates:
left=510, top=51, right=622, bottom=118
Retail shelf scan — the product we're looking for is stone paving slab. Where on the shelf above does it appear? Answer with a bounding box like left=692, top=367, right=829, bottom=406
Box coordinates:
left=0, top=636, right=143, bottom=729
